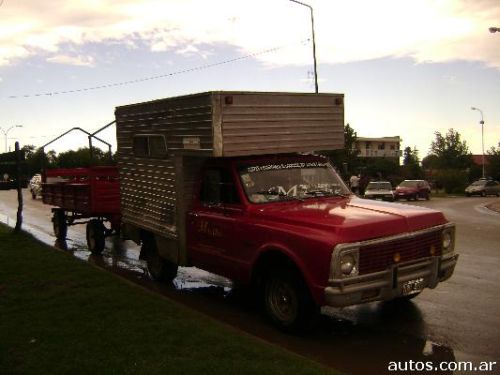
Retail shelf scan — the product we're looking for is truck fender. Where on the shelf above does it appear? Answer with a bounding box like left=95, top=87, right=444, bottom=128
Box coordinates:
left=251, top=243, right=316, bottom=300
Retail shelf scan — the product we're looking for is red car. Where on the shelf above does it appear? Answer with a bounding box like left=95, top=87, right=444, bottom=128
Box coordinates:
left=395, top=180, right=431, bottom=201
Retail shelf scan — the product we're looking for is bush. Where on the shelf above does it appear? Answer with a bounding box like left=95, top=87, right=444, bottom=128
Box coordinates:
left=433, top=169, right=469, bottom=194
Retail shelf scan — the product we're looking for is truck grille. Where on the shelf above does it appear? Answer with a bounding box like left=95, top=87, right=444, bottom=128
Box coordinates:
left=359, top=230, right=442, bottom=275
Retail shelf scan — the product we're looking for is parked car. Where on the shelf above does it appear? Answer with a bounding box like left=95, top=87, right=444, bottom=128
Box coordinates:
left=465, top=179, right=500, bottom=197
left=395, top=180, right=431, bottom=201
left=29, top=174, right=42, bottom=199
left=364, top=181, right=394, bottom=201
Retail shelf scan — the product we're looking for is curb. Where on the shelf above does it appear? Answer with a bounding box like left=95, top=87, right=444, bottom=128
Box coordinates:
left=485, top=202, right=500, bottom=214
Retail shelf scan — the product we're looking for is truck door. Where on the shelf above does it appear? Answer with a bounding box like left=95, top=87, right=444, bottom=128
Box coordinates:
left=187, top=167, right=247, bottom=280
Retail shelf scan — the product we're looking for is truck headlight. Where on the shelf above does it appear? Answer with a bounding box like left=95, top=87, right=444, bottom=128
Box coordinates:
left=442, top=226, right=455, bottom=255
left=340, top=250, right=359, bottom=277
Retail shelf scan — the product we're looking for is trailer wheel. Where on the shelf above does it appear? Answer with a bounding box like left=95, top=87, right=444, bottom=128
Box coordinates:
left=263, top=266, right=319, bottom=332
left=142, top=236, right=178, bottom=282
left=52, top=210, right=67, bottom=240
left=86, top=220, right=106, bottom=255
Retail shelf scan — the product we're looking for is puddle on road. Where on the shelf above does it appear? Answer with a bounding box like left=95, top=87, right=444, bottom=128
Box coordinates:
left=1, top=213, right=459, bottom=374
left=0, top=212, right=233, bottom=297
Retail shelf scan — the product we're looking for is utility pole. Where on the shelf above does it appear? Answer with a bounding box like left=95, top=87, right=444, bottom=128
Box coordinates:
left=289, top=0, right=319, bottom=93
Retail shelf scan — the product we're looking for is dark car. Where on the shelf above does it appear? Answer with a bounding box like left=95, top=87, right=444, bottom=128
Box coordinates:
left=465, top=179, right=500, bottom=197
left=395, top=180, right=431, bottom=201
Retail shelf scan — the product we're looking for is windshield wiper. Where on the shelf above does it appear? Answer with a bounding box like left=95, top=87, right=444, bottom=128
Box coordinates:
left=254, top=190, right=303, bottom=201
left=305, top=190, right=350, bottom=198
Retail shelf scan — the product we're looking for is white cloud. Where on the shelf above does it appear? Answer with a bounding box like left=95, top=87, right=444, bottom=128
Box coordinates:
left=0, top=0, right=499, bottom=68
left=46, top=54, right=95, bottom=67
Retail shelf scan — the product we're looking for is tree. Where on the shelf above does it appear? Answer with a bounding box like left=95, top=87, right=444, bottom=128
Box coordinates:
left=22, top=145, right=57, bottom=177
left=403, top=146, right=419, bottom=166
left=322, top=123, right=360, bottom=179
left=421, top=154, right=439, bottom=169
left=55, top=147, right=112, bottom=168
left=401, top=146, right=424, bottom=180
left=429, top=128, right=472, bottom=170
left=486, top=146, right=500, bottom=180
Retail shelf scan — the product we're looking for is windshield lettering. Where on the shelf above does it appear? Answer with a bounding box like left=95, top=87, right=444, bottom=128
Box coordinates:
left=239, top=159, right=350, bottom=204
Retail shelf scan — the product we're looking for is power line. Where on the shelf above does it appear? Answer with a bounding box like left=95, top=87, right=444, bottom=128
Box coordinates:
left=7, top=39, right=310, bottom=99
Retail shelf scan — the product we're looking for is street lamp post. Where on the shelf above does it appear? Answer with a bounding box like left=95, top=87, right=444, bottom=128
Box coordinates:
left=0, top=125, right=23, bottom=153
left=289, top=0, right=318, bottom=93
left=471, top=107, right=485, bottom=179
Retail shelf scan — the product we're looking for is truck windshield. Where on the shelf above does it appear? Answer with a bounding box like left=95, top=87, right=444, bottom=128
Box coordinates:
left=238, top=159, right=350, bottom=203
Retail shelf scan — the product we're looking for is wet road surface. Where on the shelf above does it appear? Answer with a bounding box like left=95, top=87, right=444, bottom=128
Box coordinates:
left=1, top=190, right=499, bottom=374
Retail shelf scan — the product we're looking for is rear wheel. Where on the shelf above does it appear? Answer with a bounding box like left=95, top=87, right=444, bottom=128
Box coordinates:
left=52, top=210, right=67, bottom=240
left=142, top=236, right=178, bottom=282
left=86, top=219, right=106, bottom=255
left=263, top=266, right=319, bottom=332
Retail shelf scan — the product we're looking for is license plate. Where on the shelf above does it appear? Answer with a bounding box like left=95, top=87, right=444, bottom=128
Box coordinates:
left=402, top=278, right=425, bottom=296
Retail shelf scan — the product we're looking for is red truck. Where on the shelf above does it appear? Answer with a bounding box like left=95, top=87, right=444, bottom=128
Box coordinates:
left=113, top=91, right=458, bottom=331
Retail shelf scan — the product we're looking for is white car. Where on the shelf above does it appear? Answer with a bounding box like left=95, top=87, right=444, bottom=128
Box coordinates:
left=364, top=181, right=394, bottom=201
left=29, top=174, right=42, bottom=199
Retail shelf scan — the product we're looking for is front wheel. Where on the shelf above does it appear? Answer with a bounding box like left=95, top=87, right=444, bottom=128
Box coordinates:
left=86, top=219, right=106, bottom=255
left=263, top=267, right=319, bottom=332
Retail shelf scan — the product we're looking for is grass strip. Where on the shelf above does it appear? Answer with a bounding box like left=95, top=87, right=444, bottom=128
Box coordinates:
left=0, top=224, right=336, bottom=375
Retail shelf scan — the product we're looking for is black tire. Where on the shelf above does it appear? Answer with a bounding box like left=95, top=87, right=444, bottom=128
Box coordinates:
left=142, top=236, right=178, bottom=282
left=263, top=267, right=319, bottom=332
left=52, top=210, right=67, bottom=240
left=86, top=219, right=106, bottom=255
left=31, top=191, right=36, bottom=200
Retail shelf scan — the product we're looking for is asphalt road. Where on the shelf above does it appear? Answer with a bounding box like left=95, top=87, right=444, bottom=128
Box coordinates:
left=1, top=190, right=499, bottom=374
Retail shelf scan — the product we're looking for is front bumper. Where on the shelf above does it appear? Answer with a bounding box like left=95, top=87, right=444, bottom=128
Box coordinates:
left=364, top=194, right=394, bottom=201
left=324, top=254, right=459, bottom=307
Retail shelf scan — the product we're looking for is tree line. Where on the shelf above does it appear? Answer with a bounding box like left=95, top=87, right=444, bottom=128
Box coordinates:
left=324, top=125, right=500, bottom=194
left=22, top=145, right=115, bottom=178
left=21, top=128, right=500, bottom=195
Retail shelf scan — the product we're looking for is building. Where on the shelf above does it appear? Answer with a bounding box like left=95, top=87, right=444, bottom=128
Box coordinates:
left=471, top=155, right=490, bottom=167
left=354, top=136, right=401, bottom=159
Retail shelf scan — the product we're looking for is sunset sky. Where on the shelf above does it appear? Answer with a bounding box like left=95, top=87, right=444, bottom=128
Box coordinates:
left=1, top=0, right=499, bottom=158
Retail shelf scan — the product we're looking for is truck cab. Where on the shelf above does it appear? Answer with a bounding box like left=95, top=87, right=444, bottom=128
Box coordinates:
left=183, top=154, right=458, bottom=331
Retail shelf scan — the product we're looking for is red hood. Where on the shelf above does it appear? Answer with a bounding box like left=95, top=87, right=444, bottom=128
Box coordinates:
left=249, top=197, right=447, bottom=243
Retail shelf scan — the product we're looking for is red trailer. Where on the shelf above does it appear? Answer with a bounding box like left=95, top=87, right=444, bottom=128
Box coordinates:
left=42, top=166, right=120, bottom=254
